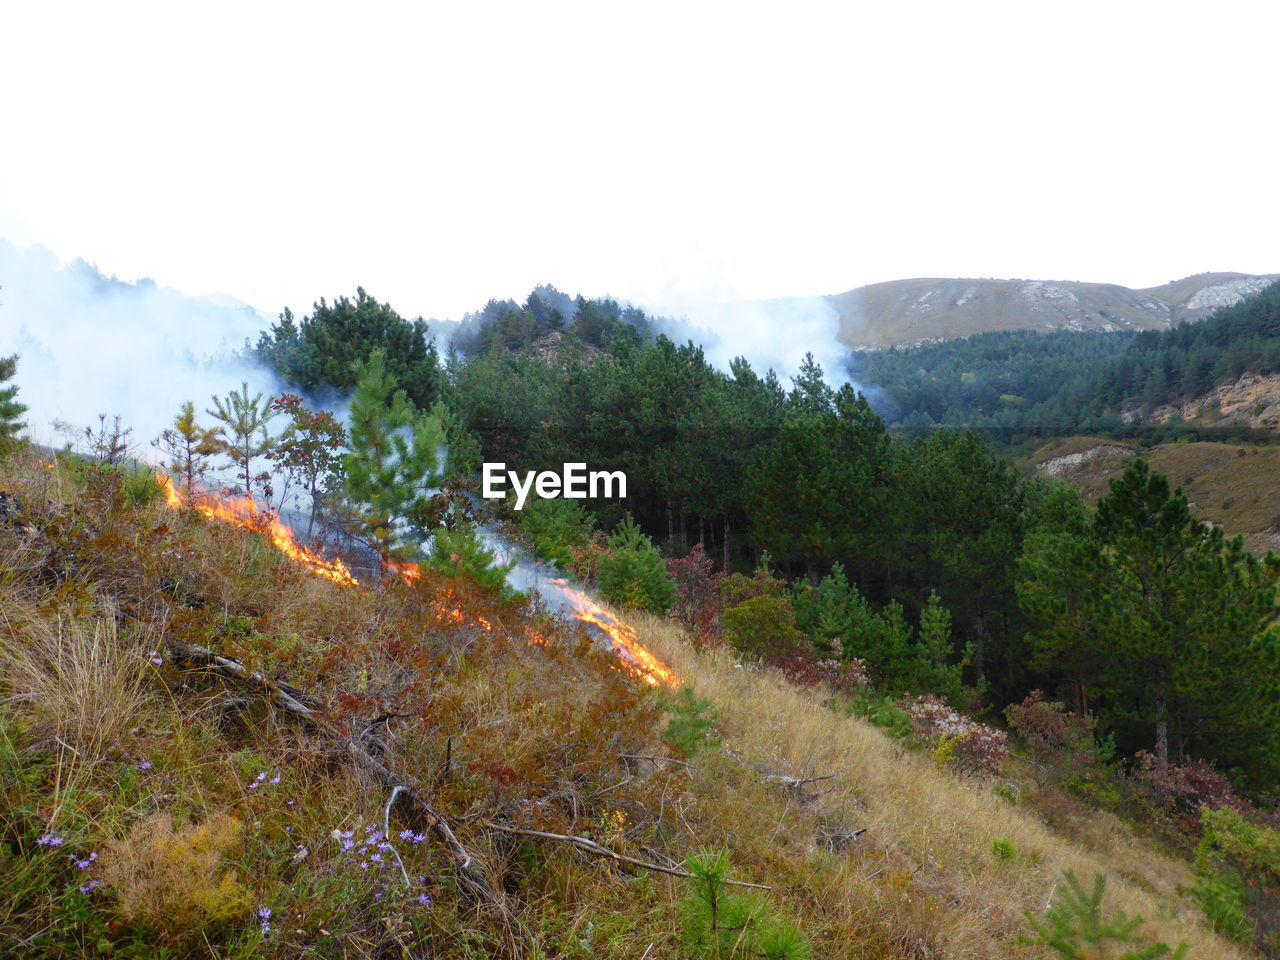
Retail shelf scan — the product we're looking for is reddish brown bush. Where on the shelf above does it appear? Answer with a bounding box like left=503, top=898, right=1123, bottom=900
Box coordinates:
left=666, top=543, right=723, bottom=645
left=904, top=694, right=1007, bottom=777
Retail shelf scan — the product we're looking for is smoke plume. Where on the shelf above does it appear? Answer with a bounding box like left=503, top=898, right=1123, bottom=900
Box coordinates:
left=0, top=239, right=284, bottom=458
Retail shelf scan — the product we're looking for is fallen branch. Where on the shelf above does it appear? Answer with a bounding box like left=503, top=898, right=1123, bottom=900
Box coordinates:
left=620, top=753, right=692, bottom=768
left=479, top=821, right=770, bottom=890
left=165, top=640, right=504, bottom=913
left=761, top=774, right=835, bottom=788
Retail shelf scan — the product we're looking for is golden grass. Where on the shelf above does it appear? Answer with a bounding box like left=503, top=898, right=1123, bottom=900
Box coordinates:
left=0, top=602, right=150, bottom=759
left=633, top=614, right=1247, bottom=959
left=1028, top=437, right=1280, bottom=554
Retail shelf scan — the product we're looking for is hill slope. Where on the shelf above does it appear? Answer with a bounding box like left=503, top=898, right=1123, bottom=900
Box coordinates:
left=0, top=448, right=1248, bottom=958
left=1030, top=436, right=1280, bottom=554
left=818, top=272, right=1278, bottom=349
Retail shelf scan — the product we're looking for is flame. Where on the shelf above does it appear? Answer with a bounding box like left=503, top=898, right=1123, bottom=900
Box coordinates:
left=548, top=578, right=677, bottom=688
left=157, top=474, right=356, bottom=585
left=155, top=473, right=672, bottom=686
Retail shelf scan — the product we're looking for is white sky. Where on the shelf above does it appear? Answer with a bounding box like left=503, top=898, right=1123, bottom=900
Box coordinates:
left=1, top=0, right=1277, bottom=321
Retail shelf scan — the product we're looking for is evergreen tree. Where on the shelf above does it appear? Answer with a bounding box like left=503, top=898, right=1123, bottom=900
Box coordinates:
left=155, top=401, right=219, bottom=489
left=343, top=350, right=445, bottom=558
left=0, top=354, right=28, bottom=452
left=254, top=288, right=442, bottom=408
left=206, top=383, right=277, bottom=497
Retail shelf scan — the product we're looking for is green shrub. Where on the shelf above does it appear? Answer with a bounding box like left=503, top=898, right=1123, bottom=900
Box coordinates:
left=1183, top=874, right=1251, bottom=944
left=597, top=517, right=676, bottom=615
left=680, top=850, right=809, bottom=960
left=991, top=837, right=1019, bottom=862
left=519, top=496, right=594, bottom=568
left=1022, top=870, right=1188, bottom=959
left=662, top=687, right=722, bottom=756
left=720, top=594, right=806, bottom=663
left=426, top=523, right=517, bottom=599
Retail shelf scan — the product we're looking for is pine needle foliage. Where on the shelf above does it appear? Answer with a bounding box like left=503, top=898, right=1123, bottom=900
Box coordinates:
left=1022, top=870, right=1189, bottom=959
left=0, top=353, right=28, bottom=452
left=206, top=382, right=277, bottom=496
left=680, top=850, right=809, bottom=960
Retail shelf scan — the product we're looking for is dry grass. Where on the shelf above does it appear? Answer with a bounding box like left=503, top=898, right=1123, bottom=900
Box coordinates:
left=0, top=601, right=150, bottom=758
left=633, top=614, right=1247, bottom=959
left=1029, top=437, right=1280, bottom=553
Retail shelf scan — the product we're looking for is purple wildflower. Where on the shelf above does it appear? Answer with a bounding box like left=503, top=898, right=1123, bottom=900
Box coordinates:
left=69, top=852, right=98, bottom=869
left=417, top=893, right=432, bottom=906
left=369, top=853, right=383, bottom=864
left=137, top=759, right=153, bottom=771
left=148, top=652, right=163, bottom=666
left=79, top=880, right=99, bottom=895
left=258, top=907, right=271, bottom=934
left=398, top=829, right=415, bottom=842
left=36, top=834, right=65, bottom=847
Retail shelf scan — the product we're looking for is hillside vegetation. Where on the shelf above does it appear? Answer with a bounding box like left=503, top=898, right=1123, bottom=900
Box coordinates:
left=1030, top=437, right=1280, bottom=554
left=0, top=448, right=1249, bottom=958
left=851, top=278, right=1280, bottom=439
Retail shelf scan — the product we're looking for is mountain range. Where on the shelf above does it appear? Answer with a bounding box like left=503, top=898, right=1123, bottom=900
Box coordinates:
left=820, top=272, right=1280, bottom=349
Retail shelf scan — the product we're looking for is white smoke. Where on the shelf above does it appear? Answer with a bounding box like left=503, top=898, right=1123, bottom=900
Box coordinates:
left=0, top=239, right=285, bottom=461
left=650, top=294, right=855, bottom=389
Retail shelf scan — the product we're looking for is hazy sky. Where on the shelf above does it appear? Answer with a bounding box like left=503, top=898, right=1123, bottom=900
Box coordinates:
left=2, top=1, right=1277, bottom=320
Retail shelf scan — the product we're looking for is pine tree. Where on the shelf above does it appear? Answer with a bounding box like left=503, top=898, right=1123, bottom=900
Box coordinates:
left=206, top=383, right=277, bottom=497
left=0, top=354, right=28, bottom=452
left=1022, top=871, right=1187, bottom=959
left=424, top=522, right=515, bottom=598
left=343, top=350, right=445, bottom=558
left=155, top=401, right=219, bottom=489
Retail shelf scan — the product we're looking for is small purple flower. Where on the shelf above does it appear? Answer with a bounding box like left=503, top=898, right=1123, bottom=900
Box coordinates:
left=359, top=861, right=370, bottom=871
left=376, top=841, right=392, bottom=852
left=137, top=759, right=153, bottom=771
left=416, top=893, right=432, bottom=906
left=258, top=906, right=272, bottom=934
left=285, top=800, right=295, bottom=807
left=369, top=853, right=383, bottom=864
left=79, top=880, right=99, bottom=895
left=69, top=852, right=98, bottom=869
left=398, top=829, right=415, bottom=842
left=341, top=839, right=355, bottom=852
left=36, top=834, right=65, bottom=847
left=148, top=651, right=163, bottom=666
left=269, top=774, right=280, bottom=785
left=411, top=832, right=427, bottom=844
left=340, top=830, right=354, bottom=839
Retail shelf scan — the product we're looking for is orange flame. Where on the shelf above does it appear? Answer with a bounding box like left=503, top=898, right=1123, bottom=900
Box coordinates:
left=549, top=578, right=677, bottom=688
left=157, top=474, right=356, bottom=585
left=156, top=473, right=672, bottom=686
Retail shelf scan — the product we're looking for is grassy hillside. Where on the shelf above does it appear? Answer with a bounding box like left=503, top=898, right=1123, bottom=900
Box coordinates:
left=1030, top=437, right=1280, bottom=554
left=0, top=448, right=1247, bottom=958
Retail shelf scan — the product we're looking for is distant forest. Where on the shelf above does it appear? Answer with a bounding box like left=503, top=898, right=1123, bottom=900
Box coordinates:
left=854, top=278, right=1280, bottom=441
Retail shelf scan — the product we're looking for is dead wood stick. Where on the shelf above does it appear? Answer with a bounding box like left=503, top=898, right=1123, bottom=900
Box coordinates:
left=761, top=774, right=835, bottom=788
left=165, top=639, right=503, bottom=911
left=619, top=754, right=692, bottom=768
left=479, top=821, right=770, bottom=890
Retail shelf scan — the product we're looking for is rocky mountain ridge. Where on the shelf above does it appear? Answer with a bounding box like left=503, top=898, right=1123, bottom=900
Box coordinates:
left=823, top=272, right=1278, bottom=349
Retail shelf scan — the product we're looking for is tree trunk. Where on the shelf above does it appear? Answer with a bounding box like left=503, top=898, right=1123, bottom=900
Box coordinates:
left=722, top=518, right=730, bottom=573
left=973, top=613, right=986, bottom=685
left=1155, top=690, right=1169, bottom=763
left=698, top=516, right=704, bottom=547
